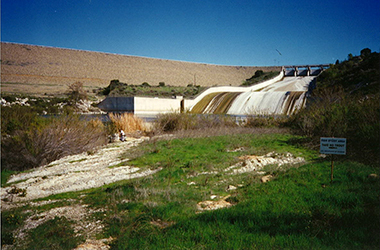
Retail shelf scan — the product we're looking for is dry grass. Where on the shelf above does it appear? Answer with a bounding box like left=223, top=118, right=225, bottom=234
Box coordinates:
left=1, top=42, right=280, bottom=96
left=108, top=113, right=147, bottom=134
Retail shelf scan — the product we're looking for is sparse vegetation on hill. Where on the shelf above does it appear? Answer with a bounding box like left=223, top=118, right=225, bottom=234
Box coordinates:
left=241, top=70, right=280, bottom=86
left=99, top=79, right=205, bottom=98
left=288, top=48, right=380, bottom=165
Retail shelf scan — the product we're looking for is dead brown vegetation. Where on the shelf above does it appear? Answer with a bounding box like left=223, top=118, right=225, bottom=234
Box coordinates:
left=108, top=113, right=147, bottom=135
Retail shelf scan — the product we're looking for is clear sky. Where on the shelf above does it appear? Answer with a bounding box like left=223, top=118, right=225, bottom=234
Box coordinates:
left=1, top=0, right=379, bottom=66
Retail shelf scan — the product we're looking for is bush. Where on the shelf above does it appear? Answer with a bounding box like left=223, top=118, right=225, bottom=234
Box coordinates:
left=153, top=112, right=237, bottom=133
left=245, top=114, right=288, bottom=128
left=1, top=113, right=107, bottom=171
left=288, top=90, right=379, bottom=165
left=66, top=81, right=87, bottom=104
left=241, top=71, right=279, bottom=86
left=141, top=82, right=151, bottom=87
left=254, top=70, right=264, bottom=77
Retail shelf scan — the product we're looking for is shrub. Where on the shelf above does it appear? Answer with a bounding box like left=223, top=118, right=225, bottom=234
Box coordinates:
left=244, top=114, right=288, bottom=128
left=141, top=82, right=151, bottom=87
left=254, top=70, right=264, bottom=77
left=1, top=114, right=107, bottom=171
left=66, top=81, right=87, bottom=104
left=153, top=112, right=237, bottom=133
left=241, top=71, right=280, bottom=86
left=288, top=90, right=379, bottom=165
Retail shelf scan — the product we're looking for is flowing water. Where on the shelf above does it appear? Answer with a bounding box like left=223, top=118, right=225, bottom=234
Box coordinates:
left=190, top=76, right=316, bottom=115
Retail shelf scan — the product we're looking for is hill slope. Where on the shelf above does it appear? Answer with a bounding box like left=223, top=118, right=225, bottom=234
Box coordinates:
left=1, top=42, right=279, bottom=96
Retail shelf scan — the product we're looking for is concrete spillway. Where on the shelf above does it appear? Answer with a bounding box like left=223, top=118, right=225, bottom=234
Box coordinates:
left=188, top=73, right=316, bottom=115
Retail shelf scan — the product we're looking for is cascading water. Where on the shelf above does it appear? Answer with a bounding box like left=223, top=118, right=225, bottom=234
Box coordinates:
left=189, top=75, right=316, bottom=115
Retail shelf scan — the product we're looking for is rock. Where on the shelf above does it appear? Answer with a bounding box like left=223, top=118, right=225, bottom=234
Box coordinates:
left=226, top=185, right=237, bottom=191
left=197, top=195, right=233, bottom=211
left=74, top=238, right=112, bottom=250
left=368, top=173, right=378, bottom=179
left=261, top=174, right=273, bottom=183
left=226, top=152, right=305, bottom=175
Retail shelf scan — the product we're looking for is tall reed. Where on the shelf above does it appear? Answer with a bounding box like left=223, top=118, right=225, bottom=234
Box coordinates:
left=108, top=113, right=147, bottom=134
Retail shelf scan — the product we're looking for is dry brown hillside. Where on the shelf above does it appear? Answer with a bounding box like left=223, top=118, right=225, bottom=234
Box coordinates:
left=1, top=42, right=280, bottom=96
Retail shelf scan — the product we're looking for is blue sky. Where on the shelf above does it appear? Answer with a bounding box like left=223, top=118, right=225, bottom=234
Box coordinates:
left=2, top=0, right=379, bottom=66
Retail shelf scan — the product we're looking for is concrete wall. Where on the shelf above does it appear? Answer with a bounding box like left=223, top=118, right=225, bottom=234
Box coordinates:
left=134, top=96, right=183, bottom=116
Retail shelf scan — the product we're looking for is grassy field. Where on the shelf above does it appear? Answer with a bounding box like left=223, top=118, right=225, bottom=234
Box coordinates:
left=2, top=132, right=379, bottom=249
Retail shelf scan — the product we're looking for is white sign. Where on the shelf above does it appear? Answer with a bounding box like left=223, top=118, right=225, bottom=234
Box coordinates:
left=320, top=137, right=346, bottom=155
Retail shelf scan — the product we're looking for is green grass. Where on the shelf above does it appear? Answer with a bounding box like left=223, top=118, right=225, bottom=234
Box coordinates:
left=105, top=161, right=379, bottom=250
left=2, top=133, right=379, bottom=249
left=25, top=216, right=84, bottom=250
left=1, top=169, right=15, bottom=186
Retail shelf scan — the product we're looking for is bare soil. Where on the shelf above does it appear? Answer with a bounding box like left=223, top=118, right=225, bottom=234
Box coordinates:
left=1, top=42, right=280, bottom=96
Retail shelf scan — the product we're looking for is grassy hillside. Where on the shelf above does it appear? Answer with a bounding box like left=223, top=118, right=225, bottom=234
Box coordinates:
left=1, top=42, right=280, bottom=97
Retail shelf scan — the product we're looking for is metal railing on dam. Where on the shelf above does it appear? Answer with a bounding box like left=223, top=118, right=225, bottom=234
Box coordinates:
left=282, top=64, right=329, bottom=77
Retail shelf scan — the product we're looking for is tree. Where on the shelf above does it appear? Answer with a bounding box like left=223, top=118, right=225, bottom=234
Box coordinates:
left=254, top=70, right=264, bottom=77
left=141, top=82, right=151, bottom=87
left=360, top=48, right=371, bottom=58
left=67, top=81, right=87, bottom=103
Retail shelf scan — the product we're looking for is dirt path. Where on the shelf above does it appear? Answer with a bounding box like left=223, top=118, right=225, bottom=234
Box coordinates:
left=1, top=137, right=161, bottom=210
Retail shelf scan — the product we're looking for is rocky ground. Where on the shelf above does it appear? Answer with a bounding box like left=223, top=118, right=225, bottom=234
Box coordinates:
left=1, top=137, right=159, bottom=249
left=1, top=137, right=159, bottom=209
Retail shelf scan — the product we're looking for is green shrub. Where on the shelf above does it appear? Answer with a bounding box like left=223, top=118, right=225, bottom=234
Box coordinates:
left=141, top=82, right=151, bottom=87
left=288, top=90, right=379, bottom=165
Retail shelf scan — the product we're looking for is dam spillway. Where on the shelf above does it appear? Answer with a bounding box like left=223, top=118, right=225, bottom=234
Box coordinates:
left=188, top=73, right=317, bottom=116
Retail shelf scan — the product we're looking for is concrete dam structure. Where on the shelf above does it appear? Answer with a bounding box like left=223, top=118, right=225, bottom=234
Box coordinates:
left=98, top=65, right=327, bottom=116
left=187, top=71, right=318, bottom=116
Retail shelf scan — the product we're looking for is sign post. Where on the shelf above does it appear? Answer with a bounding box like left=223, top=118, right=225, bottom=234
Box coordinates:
left=320, top=137, right=346, bottom=183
